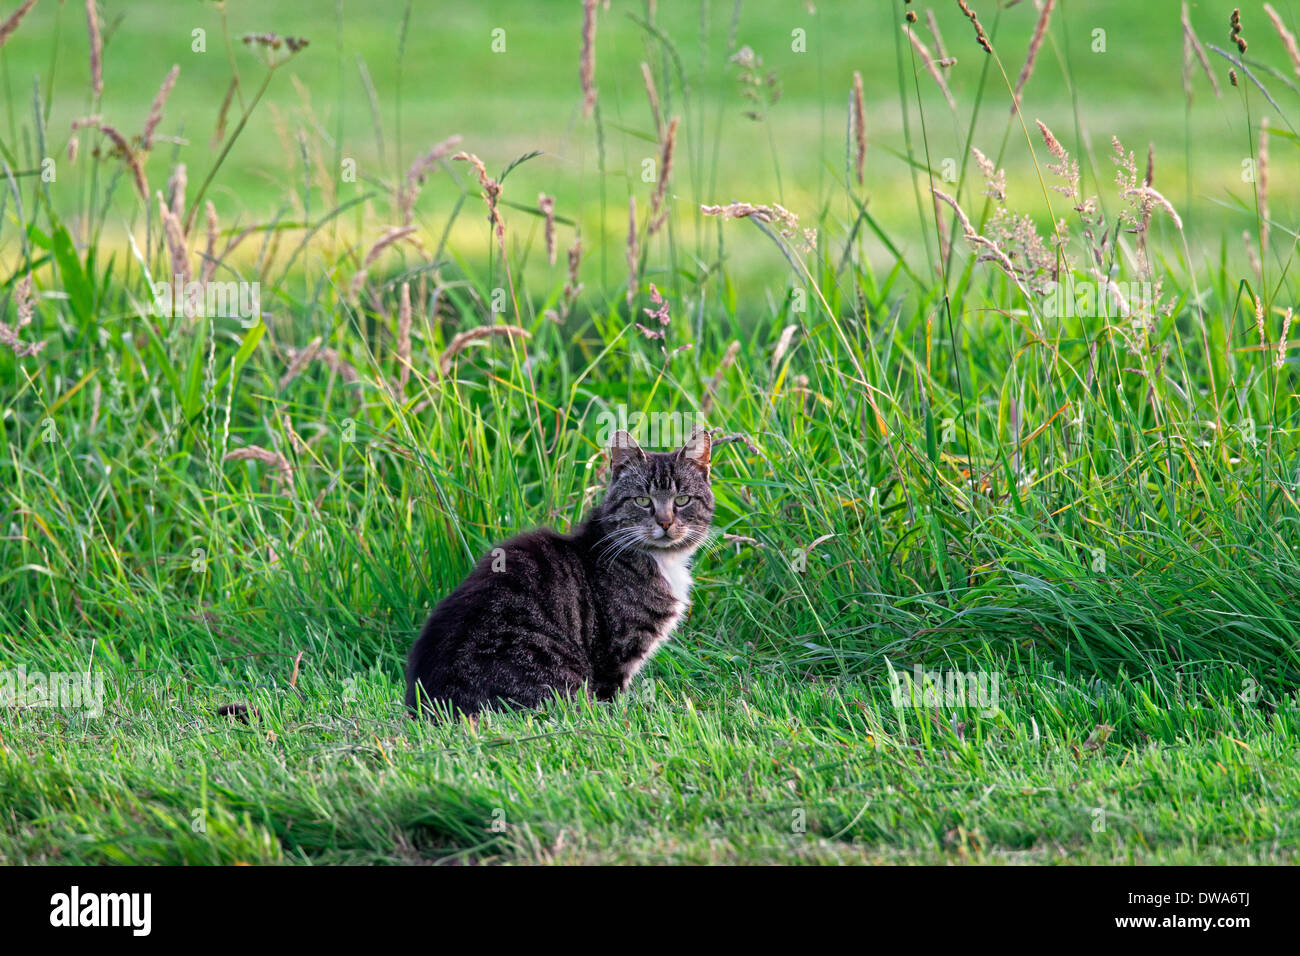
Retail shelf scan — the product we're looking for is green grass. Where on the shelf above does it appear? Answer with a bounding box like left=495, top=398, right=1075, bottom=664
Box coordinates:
left=0, top=1, right=1292, bottom=281
left=2, top=1, right=1300, bottom=864
left=6, top=668, right=1298, bottom=864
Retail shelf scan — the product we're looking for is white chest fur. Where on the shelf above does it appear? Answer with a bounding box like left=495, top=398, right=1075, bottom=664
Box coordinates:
left=623, top=550, right=693, bottom=688
left=653, top=549, right=694, bottom=607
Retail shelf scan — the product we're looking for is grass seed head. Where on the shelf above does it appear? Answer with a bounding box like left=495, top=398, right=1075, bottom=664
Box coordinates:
left=400, top=135, right=463, bottom=225
left=85, top=0, right=102, bottom=99
left=1278, top=308, right=1293, bottom=370
left=157, top=190, right=191, bottom=287
left=926, top=8, right=949, bottom=62
left=1258, top=118, right=1270, bottom=252
left=626, top=195, right=639, bottom=306
left=0, top=0, right=38, bottom=52
left=539, top=193, right=557, bottom=266
left=142, top=65, right=180, bottom=150
left=0, top=273, right=45, bottom=358
left=1181, top=3, right=1222, bottom=99
left=1011, top=0, right=1056, bottom=114
left=648, top=117, right=679, bottom=234
left=1263, top=3, right=1300, bottom=75
left=1230, top=8, right=1248, bottom=54
left=851, top=71, right=867, bottom=185
left=640, top=61, right=662, bottom=135
left=902, top=26, right=955, bottom=109
left=201, top=201, right=219, bottom=285
left=453, top=151, right=506, bottom=255
left=958, top=0, right=992, bottom=54
left=397, top=282, right=412, bottom=391
left=580, top=0, right=598, bottom=117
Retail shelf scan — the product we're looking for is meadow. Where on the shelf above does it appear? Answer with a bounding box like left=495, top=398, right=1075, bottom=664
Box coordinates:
left=1, top=0, right=1299, bottom=864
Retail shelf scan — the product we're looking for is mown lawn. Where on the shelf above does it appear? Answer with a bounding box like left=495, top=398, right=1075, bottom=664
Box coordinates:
left=6, top=668, right=1297, bottom=864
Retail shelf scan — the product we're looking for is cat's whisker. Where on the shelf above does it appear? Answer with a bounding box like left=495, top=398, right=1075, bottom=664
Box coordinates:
left=593, top=524, right=637, bottom=548
left=594, top=526, right=649, bottom=566
left=695, top=537, right=724, bottom=559
left=682, top=526, right=723, bottom=558
left=595, top=524, right=641, bottom=546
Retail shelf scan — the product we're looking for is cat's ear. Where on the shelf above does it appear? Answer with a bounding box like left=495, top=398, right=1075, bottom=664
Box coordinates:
left=677, top=427, right=711, bottom=476
left=607, top=430, right=645, bottom=478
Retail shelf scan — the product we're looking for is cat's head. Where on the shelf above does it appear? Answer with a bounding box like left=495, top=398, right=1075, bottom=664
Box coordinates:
left=600, top=427, right=714, bottom=554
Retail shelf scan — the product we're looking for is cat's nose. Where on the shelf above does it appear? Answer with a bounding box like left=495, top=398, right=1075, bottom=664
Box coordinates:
left=657, top=517, right=673, bottom=530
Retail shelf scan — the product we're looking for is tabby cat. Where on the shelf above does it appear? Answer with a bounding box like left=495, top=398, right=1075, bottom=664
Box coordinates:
left=405, top=427, right=714, bottom=717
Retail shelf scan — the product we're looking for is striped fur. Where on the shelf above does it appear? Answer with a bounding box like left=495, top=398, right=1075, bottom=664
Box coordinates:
left=405, top=428, right=714, bottom=717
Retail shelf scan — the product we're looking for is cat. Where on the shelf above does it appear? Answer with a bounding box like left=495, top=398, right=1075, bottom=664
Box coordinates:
left=405, top=427, right=714, bottom=718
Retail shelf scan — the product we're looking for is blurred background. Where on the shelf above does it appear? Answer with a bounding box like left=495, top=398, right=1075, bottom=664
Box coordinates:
left=1, top=0, right=1290, bottom=296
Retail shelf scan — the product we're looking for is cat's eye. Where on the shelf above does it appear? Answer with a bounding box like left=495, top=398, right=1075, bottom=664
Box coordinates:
left=673, top=494, right=691, bottom=506
left=634, top=496, right=653, bottom=508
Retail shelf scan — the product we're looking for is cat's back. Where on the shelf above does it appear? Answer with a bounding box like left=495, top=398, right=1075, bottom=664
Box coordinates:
left=404, top=525, right=596, bottom=714
left=421, top=525, right=594, bottom=635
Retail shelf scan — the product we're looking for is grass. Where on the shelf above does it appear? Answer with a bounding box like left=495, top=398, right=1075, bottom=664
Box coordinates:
left=6, top=670, right=1298, bottom=864
left=2, top=0, right=1300, bottom=864
left=0, top=1, right=1292, bottom=279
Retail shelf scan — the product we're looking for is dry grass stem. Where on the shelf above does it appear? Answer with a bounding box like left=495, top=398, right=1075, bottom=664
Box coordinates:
left=72, top=117, right=149, bottom=201
left=157, top=192, right=191, bottom=286
left=1264, top=3, right=1300, bottom=75
left=626, top=195, right=639, bottom=306
left=438, top=326, right=531, bottom=375
left=1243, top=229, right=1261, bottom=280
left=931, top=187, right=1026, bottom=292
left=902, top=26, right=955, bottom=109
left=772, top=324, right=797, bottom=373
left=85, top=0, right=102, bottom=99
left=0, top=273, right=45, bottom=358
left=958, top=0, right=992, bottom=54
left=166, top=162, right=186, bottom=221
left=397, top=281, right=412, bottom=391
left=1124, top=186, right=1183, bottom=231
left=1011, top=0, right=1055, bottom=114
left=580, top=0, right=598, bottom=117
left=851, top=71, right=867, bottom=185
left=1278, top=308, right=1294, bottom=370
left=350, top=226, right=421, bottom=300
left=1258, top=118, right=1270, bottom=252
left=279, top=336, right=323, bottom=390
left=201, top=201, right=219, bottom=284
left=640, top=62, right=662, bottom=135
left=142, top=65, right=180, bottom=149
left=702, top=340, right=740, bottom=416
left=452, top=151, right=506, bottom=256
left=0, top=0, right=38, bottom=51
left=400, top=135, right=462, bottom=225
left=926, top=8, right=949, bottom=63
left=648, top=117, right=679, bottom=234
left=223, top=446, right=293, bottom=494
left=539, top=194, right=557, bottom=266
left=545, top=235, right=585, bottom=324
left=1181, top=3, right=1221, bottom=99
